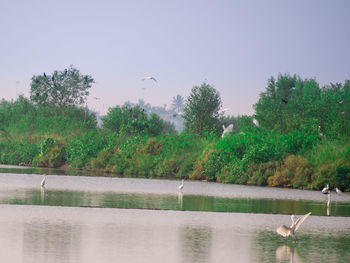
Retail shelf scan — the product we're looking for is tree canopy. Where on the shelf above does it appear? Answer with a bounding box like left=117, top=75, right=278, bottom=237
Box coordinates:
left=30, top=66, right=94, bottom=108
left=183, top=83, right=222, bottom=136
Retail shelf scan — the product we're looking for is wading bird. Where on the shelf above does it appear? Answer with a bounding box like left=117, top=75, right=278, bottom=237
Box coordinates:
left=222, top=124, right=233, bottom=138
left=321, top=184, right=329, bottom=194
left=335, top=187, right=342, bottom=194
left=142, top=76, right=157, bottom=83
left=179, top=179, right=184, bottom=191
left=276, top=212, right=311, bottom=240
left=41, top=175, right=46, bottom=188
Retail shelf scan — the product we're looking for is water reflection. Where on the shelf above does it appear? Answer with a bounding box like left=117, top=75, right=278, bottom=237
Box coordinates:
left=254, top=230, right=350, bottom=263
left=180, top=226, right=212, bottom=263
left=23, top=220, right=82, bottom=262
left=276, top=245, right=303, bottom=263
left=327, top=193, right=331, bottom=216
left=0, top=188, right=350, bottom=216
left=178, top=192, right=183, bottom=209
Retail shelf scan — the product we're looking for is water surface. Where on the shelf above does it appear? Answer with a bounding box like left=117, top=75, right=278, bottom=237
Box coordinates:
left=0, top=167, right=349, bottom=262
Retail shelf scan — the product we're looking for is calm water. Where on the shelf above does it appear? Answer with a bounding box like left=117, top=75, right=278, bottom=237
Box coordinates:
left=0, top=166, right=349, bottom=263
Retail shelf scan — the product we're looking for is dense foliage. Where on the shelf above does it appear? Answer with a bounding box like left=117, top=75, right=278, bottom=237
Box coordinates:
left=1, top=73, right=349, bottom=191
left=183, top=83, right=222, bottom=136
left=30, top=65, right=94, bottom=108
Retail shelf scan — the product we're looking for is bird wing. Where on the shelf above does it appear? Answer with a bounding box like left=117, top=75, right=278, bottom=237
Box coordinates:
left=227, top=124, right=233, bottom=131
left=277, top=225, right=291, bottom=237
left=150, top=77, right=157, bottom=83
left=294, top=212, right=311, bottom=232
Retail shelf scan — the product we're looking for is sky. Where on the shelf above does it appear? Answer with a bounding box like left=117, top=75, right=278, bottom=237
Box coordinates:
left=1, top=0, right=350, bottom=116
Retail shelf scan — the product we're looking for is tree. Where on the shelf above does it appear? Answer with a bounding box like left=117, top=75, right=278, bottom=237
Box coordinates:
left=102, top=105, right=175, bottom=136
left=171, top=94, right=184, bottom=113
left=30, top=65, right=94, bottom=108
left=183, top=83, right=222, bottom=136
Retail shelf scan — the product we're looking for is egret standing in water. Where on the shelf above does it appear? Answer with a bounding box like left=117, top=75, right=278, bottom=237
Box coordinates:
left=179, top=179, right=184, bottom=191
left=276, top=212, right=311, bottom=240
left=41, top=175, right=46, bottom=188
left=335, top=187, right=342, bottom=194
left=321, top=184, right=329, bottom=194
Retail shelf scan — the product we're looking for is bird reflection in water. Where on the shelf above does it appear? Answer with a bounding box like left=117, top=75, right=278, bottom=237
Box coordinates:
left=327, top=192, right=331, bottom=216
left=40, top=186, right=45, bottom=203
left=276, top=245, right=303, bottom=263
left=178, top=191, right=183, bottom=209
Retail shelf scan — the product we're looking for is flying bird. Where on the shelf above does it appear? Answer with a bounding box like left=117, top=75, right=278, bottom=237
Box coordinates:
left=276, top=212, right=311, bottom=239
left=222, top=124, right=233, bottom=138
left=142, top=76, right=158, bottom=83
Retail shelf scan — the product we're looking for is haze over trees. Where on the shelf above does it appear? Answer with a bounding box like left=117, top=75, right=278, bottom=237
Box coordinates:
left=0, top=68, right=349, bottom=191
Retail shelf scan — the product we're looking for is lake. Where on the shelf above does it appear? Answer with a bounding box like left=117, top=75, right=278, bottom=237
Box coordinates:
left=0, top=166, right=349, bottom=262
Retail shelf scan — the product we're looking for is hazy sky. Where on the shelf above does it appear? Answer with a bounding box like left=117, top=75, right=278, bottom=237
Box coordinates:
left=1, top=0, right=350, bottom=116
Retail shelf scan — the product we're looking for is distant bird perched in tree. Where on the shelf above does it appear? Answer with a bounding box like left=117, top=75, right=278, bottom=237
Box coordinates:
left=281, top=98, right=288, bottom=104
left=338, top=100, right=343, bottom=104
left=222, top=124, right=233, bottom=138
left=142, top=76, right=157, bottom=83
left=253, top=119, right=259, bottom=127
left=43, top=72, right=46, bottom=77
left=51, top=75, right=55, bottom=81
left=318, top=125, right=323, bottom=137
left=276, top=212, right=311, bottom=240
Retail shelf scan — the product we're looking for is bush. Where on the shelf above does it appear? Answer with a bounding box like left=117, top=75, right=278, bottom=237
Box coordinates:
left=268, top=155, right=313, bottom=188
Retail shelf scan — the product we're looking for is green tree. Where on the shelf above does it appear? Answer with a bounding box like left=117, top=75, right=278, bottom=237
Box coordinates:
left=183, top=83, right=222, bottom=136
left=30, top=65, right=94, bottom=108
left=102, top=105, right=175, bottom=136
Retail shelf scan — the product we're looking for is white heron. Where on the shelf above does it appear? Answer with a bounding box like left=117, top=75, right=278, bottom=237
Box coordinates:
left=219, top=108, right=230, bottom=115
left=276, top=212, right=311, bottom=239
left=142, top=76, right=158, bottom=83
left=335, top=187, right=342, bottom=194
left=222, top=124, right=233, bottom=138
left=321, top=184, right=329, bottom=194
left=41, top=175, right=46, bottom=188
left=253, top=119, right=259, bottom=127
left=318, top=125, right=324, bottom=137
left=179, top=179, right=184, bottom=191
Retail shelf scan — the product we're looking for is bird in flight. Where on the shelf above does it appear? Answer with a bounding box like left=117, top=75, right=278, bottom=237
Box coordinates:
left=276, top=212, right=311, bottom=240
left=142, top=76, right=158, bottom=83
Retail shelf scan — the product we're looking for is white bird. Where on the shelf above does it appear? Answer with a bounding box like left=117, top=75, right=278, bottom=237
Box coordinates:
left=321, top=184, right=329, bottom=194
left=219, top=108, right=230, bottom=115
left=335, top=187, right=342, bottom=194
left=276, top=212, right=311, bottom=239
left=41, top=175, right=46, bottom=188
left=178, top=179, right=184, bottom=191
left=253, top=119, right=259, bottom=127
left=142, top=76, right=157, bottom=83
left=318, top=125, right=324, bottom=137
left=222, top=124, right=233, bottom=138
